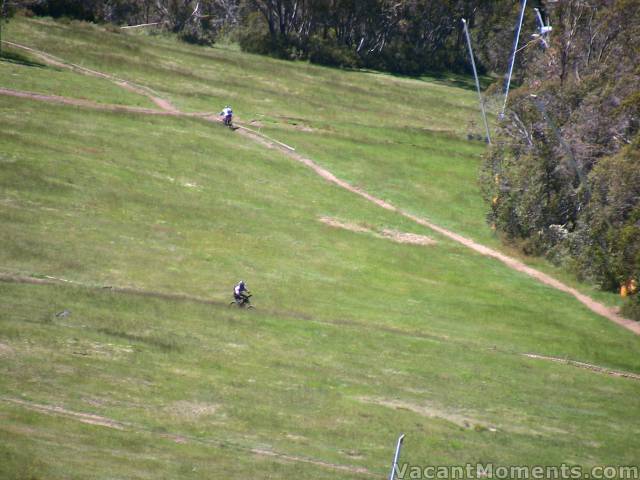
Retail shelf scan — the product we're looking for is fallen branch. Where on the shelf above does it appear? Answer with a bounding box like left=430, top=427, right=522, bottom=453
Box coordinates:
left=121, top=22, right=162, bottom=29
left=522, top=353, right=640, bottom=381
left=236, top=125, right=296, bottom=151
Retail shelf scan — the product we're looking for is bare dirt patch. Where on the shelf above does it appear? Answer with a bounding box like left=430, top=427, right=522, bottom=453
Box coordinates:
left=284, top=122, right=315, bottom=132
left=285, top=433, right=308, bottom=442
left=319, top=216, right=436, bottom=246
left=355, top=396, right=571, bottom=437
left=356, top=396, right=487, bottom=430
left=380, top=228, right=436, bottom=246
left=66, top=339, right=134, bottom=360
left=277, top=116, right=315, bottom=132
left=181, top=180, right=200, bottom=190
left=1, top=397, right=128, bottom=430
left=166, top=401, right=219, bottom=421
left=319, top=216, right=371, bottom=234
left=0, top=342, right=14, bottom=358
left=250, top=448, right=374, bottom=476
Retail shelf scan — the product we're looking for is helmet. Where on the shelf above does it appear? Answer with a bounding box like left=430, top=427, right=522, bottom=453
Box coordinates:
left=239, top=280, right=245, bottom=286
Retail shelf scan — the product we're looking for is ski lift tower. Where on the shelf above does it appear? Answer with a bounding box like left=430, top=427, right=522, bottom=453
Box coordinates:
left=462, top=18, right=491, bottom=144
left=501, top=0, right=528, bottom=118
left=533, top=8, right=552, bottom=48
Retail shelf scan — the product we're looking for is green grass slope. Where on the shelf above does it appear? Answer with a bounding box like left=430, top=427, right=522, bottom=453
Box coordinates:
left=2, top=16, right=622, bottom=310
left=1, top=17, right=639, bottom=479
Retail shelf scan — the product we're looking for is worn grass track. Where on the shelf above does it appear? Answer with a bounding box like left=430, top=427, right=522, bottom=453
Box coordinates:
left=1, top=17, right=639, bottom=480
left=1, top=68, right=633, bottom=332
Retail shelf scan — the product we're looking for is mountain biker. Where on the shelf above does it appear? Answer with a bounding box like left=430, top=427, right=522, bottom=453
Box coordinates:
left=233, top=280, right=250, bottom=304
left=220, top=105, right=233, bottom=126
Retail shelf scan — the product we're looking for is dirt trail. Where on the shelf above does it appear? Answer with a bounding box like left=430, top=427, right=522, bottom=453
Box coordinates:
left=398, top=212, right=640, bottom=335
left=5, top=270, right=640, bottom=381
left=1, top=397, right=128, bottom=430
left=4, top=41, right=179, bottom=113
left=0, top=87, right=216, bottom=120
left=0, top=396, right=375, bottom=476
left=0, top=272, right=224, bottom=306
left=319, top=216, right=436, bottom=245
left=0, top=87, right=178, bottom=115
left=2, top=42, right=638, bottom=335
left=236, top=129, right=640, bottom=335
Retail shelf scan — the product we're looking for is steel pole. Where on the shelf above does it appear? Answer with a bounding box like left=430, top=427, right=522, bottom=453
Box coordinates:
left=534, top=8, right=544, bottom=30
left=388, top=434, right=405, bottom=480
left=462, top=18, right=491, bottom=144
left=501, top=0, right=528, bottom=117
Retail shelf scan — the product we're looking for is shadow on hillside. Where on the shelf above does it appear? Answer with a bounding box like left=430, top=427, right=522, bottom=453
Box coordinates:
left=97, top=327, right=184, bottom=353
left=0, top=50, right=47, bottom=68
left=388, top=70, right=494, bottom=91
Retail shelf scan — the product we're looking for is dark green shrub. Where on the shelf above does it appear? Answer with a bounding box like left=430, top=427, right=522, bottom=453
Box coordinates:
left=238, top=11, right=273, bottom=55
left=178, top=22, right=214, bottom=46
left=622, top=294, right=640, bottom=321
left=307, top=34, right=358, bottom=68
left=31, top=0, right=101, bottom=21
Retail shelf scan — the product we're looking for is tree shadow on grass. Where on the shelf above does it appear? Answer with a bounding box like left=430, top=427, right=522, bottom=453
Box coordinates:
left=0, top=50, right=47, bottom=68
left=355, top=66, right=494, bottom=92
left=389, top=70, right=494, bottom=91
left=97, top=327, right=185, bottom=353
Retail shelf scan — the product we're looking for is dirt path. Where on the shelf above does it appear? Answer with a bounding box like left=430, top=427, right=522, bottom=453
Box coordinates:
left=319, top=216, right=436, bottom=245
left=0, top=87, right=179, bottom=115
left=0, top=86, right=218, bottom=121
left=0, top=396, right=375, bottom=476
left=236, top=128, right=640, bottom=335
left=4, top=41, right=180, bottom=113
left=2, top=42, right=638, bottom=335
left=0, top=272, right=224, bottom=307
left=0, top=270, right=448, bottom=344
left=5, top=269, right=640, bottom=381
left=1, top=397, right=129, bottom=430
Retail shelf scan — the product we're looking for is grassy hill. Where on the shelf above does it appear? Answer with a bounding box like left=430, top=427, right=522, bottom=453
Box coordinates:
left=1, top=17, right=639, bottom=479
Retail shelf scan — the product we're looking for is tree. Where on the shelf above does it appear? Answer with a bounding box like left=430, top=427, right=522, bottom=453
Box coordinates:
left=0, top=1, right=3, bottom=57
left=0, top=0, right=8, bottom=57
left=480, top=1, right=640, bottom=315
left=0, top=0, right=23, bottom=57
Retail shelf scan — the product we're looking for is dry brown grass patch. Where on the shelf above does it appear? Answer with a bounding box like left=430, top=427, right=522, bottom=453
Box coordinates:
left=166, top=400, right=219, bottom=421
left=319, top=216, right=435, bottom=246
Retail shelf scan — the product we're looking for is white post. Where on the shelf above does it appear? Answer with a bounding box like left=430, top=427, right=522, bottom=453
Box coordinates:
left=501, top=0, right=528, bottom=117
left=388, top=434, right=405, bottom=480
left=534, top=8, right=545, bottom=30
left=462, top=18, right=491, bottom=144
left=533, top=8, right=552, bottom=48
